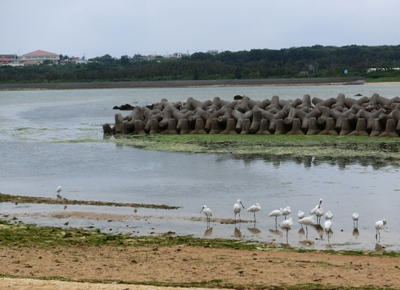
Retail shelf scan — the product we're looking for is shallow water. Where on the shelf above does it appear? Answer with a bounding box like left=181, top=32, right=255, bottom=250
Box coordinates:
left=1, top=84, right=400, bottom=252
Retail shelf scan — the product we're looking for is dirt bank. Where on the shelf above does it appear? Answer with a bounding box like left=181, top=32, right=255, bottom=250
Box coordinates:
left=0, top=244, right=398, bottom=289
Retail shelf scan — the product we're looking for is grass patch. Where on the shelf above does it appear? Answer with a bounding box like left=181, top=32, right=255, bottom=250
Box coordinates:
left=110, top=134, right=400, bottom=163
left=0, top=218, right=399, bottom=258
left=0, top=193, right=180, bottom=210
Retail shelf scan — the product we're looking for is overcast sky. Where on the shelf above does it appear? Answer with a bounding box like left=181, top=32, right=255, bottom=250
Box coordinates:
left=2, top=0, right=400, bottom=59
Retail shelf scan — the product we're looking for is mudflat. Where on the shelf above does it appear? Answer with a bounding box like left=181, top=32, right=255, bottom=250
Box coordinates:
left=0, top=243, right=398, bottom=289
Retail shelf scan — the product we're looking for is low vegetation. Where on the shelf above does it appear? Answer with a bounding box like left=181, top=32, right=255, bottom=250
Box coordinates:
left=112, top=134, right=400, bottom=164
left=2, top=45, right=400, bottom=83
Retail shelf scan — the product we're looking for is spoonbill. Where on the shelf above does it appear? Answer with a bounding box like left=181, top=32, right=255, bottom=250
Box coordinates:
left=298, top=216, right=315, bottom=235
left=56, top=186, right=62, bottom=198
left=315, top=206, right=324, bottom=224
left=298, top=210, right=305, bottom=227
left=268, top=208, right=283, bottom=228
left=324, top=219, right=333, bottom=243
left=325, top=210, right=333, bottom=220
left=200, top=205, right=212, bottom=223
left=310, top=199, right=323, bottom=215
left=247, top=203, right=261, bottom=222
left=375, top=219, right=389, bottom=242
left=280, top=217, right=293, bottom=244
left=281, top=206, right=291, bottom=220
left=324, top=219, right=332, bottom=232
left=233, top=199, right=245, bottom=221
left=352, top=212, right=359, bottom=228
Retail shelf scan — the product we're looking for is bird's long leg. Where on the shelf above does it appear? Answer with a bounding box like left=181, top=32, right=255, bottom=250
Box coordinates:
left=275, top=217, right=277, bottom=229
left=305, top=226, right=309, bottom=239
left=254, top=212, right=256, bottom=223
left=286, top=229, right=289, bottom=244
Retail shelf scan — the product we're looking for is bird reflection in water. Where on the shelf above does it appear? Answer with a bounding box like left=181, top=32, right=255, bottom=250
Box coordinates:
left=298, top=228, right=305, bottom=237
left=247, top=222, right=261, bottom=237
left=312, top=224, right=324, bottom=240
left=233, top=226, right=242, bottom=238
left=298, top=239, right=315, bottom=248
left=269, top=228, right=282, bottom=238
left=352, top=228, right=359, bottom=239
left=203, top=226, right=213, bottom=238
left=375, top=243, right=386, bottom=253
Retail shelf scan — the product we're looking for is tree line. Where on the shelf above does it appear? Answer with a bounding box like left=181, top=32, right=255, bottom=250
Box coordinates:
left=1, top=44, right=400, bottom=83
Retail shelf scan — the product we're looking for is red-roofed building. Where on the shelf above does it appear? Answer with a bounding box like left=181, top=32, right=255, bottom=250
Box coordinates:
left=0, top=57, right=12, bottom=64
left=0, top=53, right=22, bottom=66
left=20, top=50, right=59, bottom=65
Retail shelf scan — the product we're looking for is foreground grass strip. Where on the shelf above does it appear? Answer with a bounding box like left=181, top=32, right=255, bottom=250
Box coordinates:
left=0, top=219, right=398, bottom=258
left=0, top=193, right=179, bottom=210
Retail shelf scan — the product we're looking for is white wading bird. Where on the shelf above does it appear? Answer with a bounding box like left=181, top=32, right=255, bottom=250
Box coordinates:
left=233, top=199, right=245, bottom=221
left=298, top=210, right=305, bottom=227
left=325, top=210, right=333, bottom=220
left=315, top=206, right=324, bottom=224
left=375, top=219, right=389, bottom=242
left=200, top=205, right=212, bottom=223
left=310, top=198, right=323, bottom=215
left=280, top=217, right=294, bottom=244
left=247, top=203, right=261, bottom=222
left=298, top=215, right=315, bottom=236
left=268, top=208, right=283, bottom=228
left=281, top=206, right=291, bottom=220
left=352, top=212, right=359, bottom=228
left=324, top=219, right=333, bottom=243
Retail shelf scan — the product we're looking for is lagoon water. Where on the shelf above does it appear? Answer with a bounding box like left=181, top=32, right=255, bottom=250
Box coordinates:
left=1, top=83, right=400, bottom=251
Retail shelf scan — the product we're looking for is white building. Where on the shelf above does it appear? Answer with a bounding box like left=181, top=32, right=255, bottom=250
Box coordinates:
left=20, top=50, right=59, bottom=65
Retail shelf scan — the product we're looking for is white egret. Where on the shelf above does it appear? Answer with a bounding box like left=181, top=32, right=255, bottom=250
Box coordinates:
left=247, top=203, right=261, bottom=222
left=325, top=210, right=333, bottom=220
left=280, top=217, right=293, bottom=244
left=375, top=219, right=389, bottom=242
left=281, top=206, right=291, bottom=220
left=268, top=208, right=283, bottom=228
left=200, top=205, right=212, bottom=223
left=233, top=199, right=245, bottom=221
left=56, top=186, right=62, bottom=198
left=310, top=199, right=323, bottom=215
left=352, top=212, right=359, bottom=228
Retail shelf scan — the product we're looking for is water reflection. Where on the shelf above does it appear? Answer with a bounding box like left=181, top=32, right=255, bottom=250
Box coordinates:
left=247, top=223, right=261, bottom=236
left=375, top=243, right=386, bottom=253
left=311, top=224, right=324, bottom=239
left=215, top=153, right=400, bottom=169
left=325, top=229, right=333, bottom=244
left=298, top=240, right=315, bottom=248
left=352, top=228, right=360, bottom=239
left=233, top=225, right=242, bottom=238
left=269, top=229, right=282, bottom=238
left=203, top=226, right=213, bottom=238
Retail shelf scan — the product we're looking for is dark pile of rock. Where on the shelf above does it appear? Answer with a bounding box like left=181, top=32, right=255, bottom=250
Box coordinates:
left=102, top=93, right=400, bottom=137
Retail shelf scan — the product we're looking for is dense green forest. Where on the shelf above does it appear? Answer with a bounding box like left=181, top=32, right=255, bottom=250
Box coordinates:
left=2, top=45, right=400, bottom=83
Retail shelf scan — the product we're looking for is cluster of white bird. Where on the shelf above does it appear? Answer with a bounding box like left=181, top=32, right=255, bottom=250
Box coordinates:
left=200, top=198, right=390, bottom=242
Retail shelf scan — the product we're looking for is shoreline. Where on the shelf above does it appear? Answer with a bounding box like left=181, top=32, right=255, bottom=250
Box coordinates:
left=0, top=77, right=364, bottom=91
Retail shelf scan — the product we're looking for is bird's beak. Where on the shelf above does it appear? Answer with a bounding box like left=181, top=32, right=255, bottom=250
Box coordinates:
left=241, top=202, right=244, bottom=208
left=200, top=208, right=204, bottom=213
